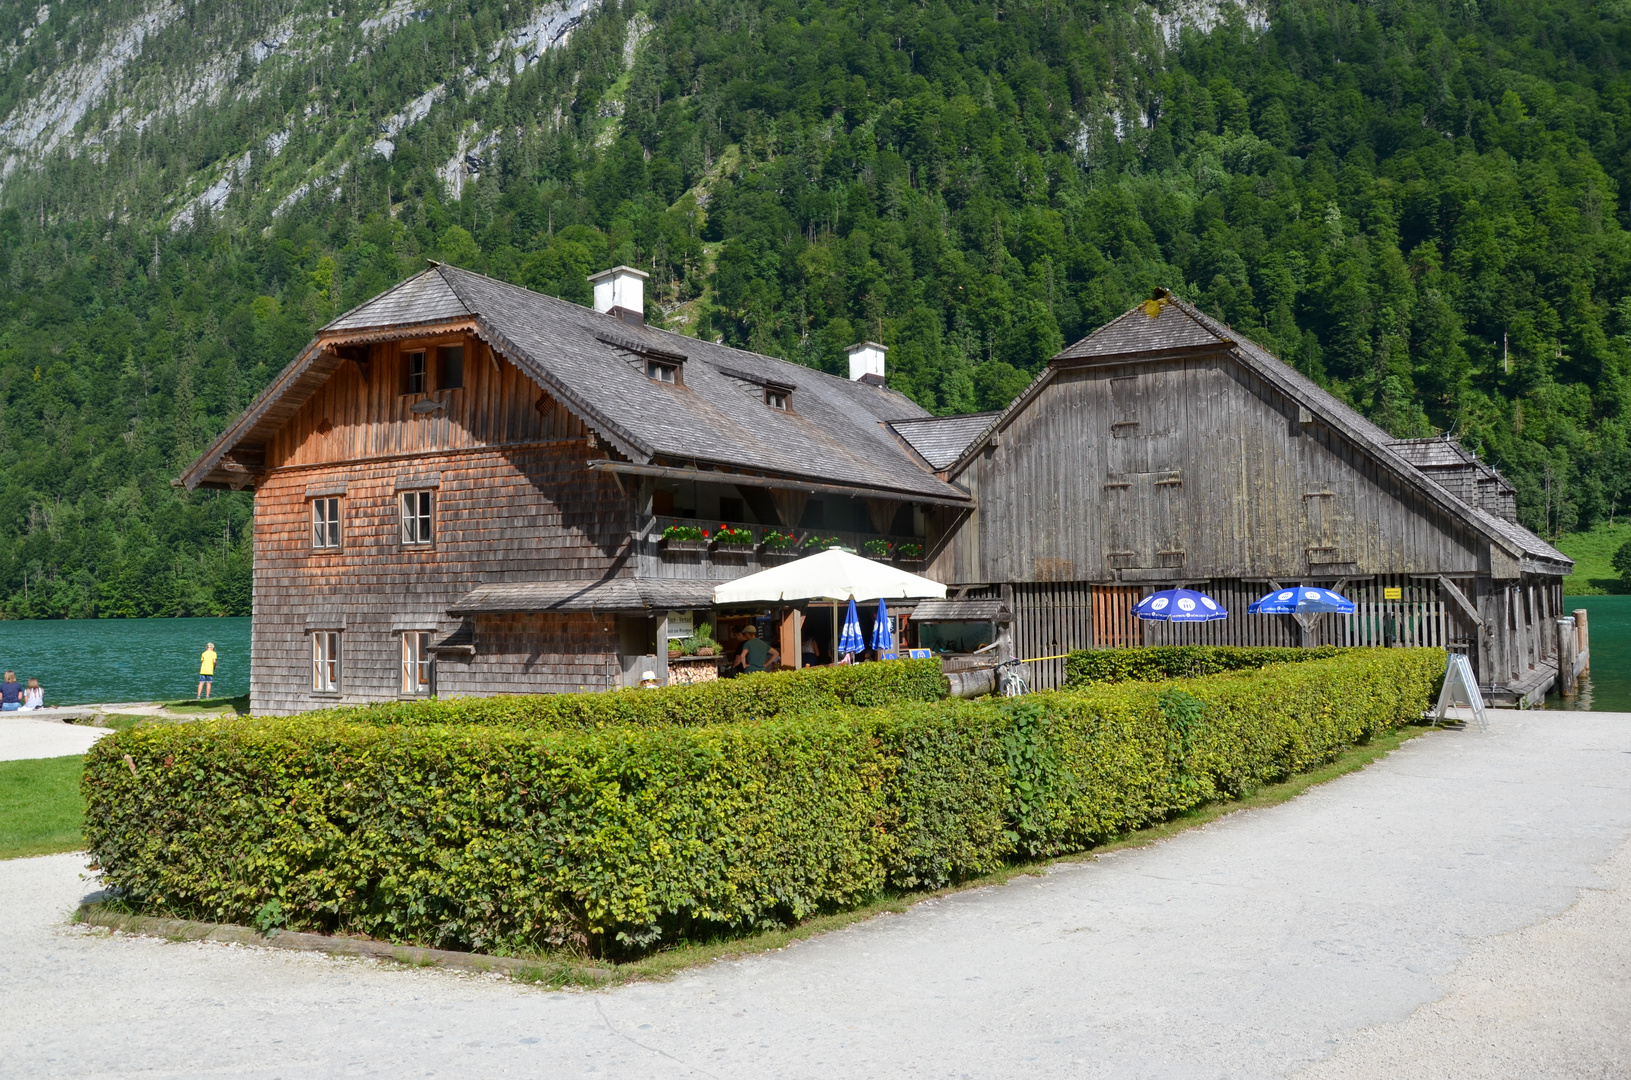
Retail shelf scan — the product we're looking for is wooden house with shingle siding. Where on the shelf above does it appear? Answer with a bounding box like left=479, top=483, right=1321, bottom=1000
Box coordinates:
left=181, top=263, right=969, bottom=715
left=901, top=290, right=1572, bottom=702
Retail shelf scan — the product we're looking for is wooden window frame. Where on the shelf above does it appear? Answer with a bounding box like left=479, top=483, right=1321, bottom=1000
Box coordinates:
left=400, top=489, right=435, bottom=546
left=311, top=496, right=342, bottom=550
left=403, top=349, right=428, bottom=395
left=400, top=630, right=433, bottom=696
left=311, top=631, right=341, bottom=694
left=646, top=359, right=680, bottom=384
left=765, top=389, right=789, bottom=411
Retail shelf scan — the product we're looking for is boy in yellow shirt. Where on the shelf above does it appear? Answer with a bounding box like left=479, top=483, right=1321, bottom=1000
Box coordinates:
left=197, top=643, right=217, bottom=700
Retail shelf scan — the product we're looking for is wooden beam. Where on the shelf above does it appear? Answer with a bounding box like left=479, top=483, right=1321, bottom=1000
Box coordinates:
left=586, top=459, right=975, bottom=509
left=1438, top=575, right=1485, bottom=628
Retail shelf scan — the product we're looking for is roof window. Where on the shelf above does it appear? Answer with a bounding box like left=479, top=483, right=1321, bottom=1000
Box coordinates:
left=647, top=359, right=678, bottom=384
left=765, top=389, right=789, bottom=411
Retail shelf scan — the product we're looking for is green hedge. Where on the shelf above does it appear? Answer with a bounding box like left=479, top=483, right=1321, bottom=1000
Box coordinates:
left=312, top=658, right=949, bottom=731
left=1065, top=645, right=1345, bottom=687
left=83, top=649, right=1443, bottom=957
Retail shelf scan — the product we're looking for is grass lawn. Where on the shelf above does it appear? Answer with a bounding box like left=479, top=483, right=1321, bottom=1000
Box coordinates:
left=1554, top=522, right=1631, bottom=595
left=0, top=755, right=84, bottom=859
left=160, top=693, right=250, bottom=716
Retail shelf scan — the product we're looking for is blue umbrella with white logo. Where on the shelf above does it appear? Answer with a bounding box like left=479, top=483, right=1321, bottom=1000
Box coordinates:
left=838, top=597, right=866, bottom=658
left=1133, top=588, right=1229, bottom=623
left=872, top=596, right=895, bottom=653
left=1248, top=586, right=1355, bottom=615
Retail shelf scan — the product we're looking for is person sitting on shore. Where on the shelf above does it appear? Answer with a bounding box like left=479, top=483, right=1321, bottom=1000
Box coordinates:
left=0, top=671, right=22, bottom=711
left=18, top=678, right=42, bottom=710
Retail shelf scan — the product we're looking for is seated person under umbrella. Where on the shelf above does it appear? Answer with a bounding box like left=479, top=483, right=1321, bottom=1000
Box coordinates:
left=733, top=624, right=781, bottom=674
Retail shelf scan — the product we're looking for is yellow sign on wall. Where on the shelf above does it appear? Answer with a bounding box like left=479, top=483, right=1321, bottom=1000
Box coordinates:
left=1383, top=587, right=1402, bottom=600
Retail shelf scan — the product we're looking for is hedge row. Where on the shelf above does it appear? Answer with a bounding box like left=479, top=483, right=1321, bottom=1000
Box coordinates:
left=1065, top=645, right=1345, bottom=686
left=312, top=658, right=949, bottom=731
left=83, top=648, right=1444, bottom=958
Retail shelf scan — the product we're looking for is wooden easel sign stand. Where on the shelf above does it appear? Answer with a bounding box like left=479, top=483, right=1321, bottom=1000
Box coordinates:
left=1432, top=652, right=1488, bottom=731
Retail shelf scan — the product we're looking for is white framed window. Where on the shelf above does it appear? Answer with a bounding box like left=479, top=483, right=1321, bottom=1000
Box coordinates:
left=400, top=490, right=433, bottom=544
left=765, top=389, right=788, bottom=410
left=404, top=349, right=427, bottom=394
left=311, top=497, right=341, bottom=549
left=312, top=631, right=341, bottom=692
left=401, top=631, right=433, bottom=695
left=646, top=359, right=677, bottom=383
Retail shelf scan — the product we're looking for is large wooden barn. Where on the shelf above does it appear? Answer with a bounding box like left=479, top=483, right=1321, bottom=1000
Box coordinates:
left=903, top=290, right=1572, bottom=701
left=184, top=270, right=1569, bottom=713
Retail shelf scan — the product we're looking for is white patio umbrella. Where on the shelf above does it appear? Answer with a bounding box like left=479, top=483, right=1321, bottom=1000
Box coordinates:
left=713, top=548, right=947, bottom=605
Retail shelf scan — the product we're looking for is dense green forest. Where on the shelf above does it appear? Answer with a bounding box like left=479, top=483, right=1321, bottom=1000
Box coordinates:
left=0, top=0, right=1628, bottom=616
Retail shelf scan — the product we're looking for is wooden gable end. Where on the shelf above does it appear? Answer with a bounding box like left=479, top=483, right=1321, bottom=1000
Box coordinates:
left=931, top=351, right=1483, bottom=585
left=267, top=330, right=587, bottom=471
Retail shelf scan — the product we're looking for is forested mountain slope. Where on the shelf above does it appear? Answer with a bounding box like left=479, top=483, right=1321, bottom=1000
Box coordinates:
left=0, top=0, right=1626, bottom=616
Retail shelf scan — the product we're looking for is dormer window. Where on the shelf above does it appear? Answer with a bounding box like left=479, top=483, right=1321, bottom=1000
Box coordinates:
left=647, top=360, right=678, bottom=384
left=765, top=389, right=788, bottom=411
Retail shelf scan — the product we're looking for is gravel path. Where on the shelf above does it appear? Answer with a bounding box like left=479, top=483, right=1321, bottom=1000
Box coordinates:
left=2, top=708, right=1629, bottom=1079
left=0, top=713, right=108, bottom=761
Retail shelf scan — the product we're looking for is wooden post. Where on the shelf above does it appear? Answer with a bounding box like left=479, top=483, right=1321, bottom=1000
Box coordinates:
left=1573, top=607, right=1590, bottom=673
left=780, top=608, right=802, bottom=669
left=656, top=613, right=669, bottom=686
left=1557, top=617, right=1578, bottom=697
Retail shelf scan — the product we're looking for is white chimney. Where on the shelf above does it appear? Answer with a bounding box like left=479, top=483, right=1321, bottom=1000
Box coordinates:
left=846, top=341, right=887, bottom=383
left=589, top=265, right=648, bottom=324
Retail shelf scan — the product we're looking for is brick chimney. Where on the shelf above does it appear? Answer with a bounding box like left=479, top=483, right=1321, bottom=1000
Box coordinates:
left=846, top=341, right=887, bottom=385
left=589, top=265, right=648, bottom=325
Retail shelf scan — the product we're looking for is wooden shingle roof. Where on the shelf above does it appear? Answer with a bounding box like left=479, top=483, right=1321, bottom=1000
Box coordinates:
left=889, top=412, right=1001, bottom=470
left=182, top=265, right=969, bottom=505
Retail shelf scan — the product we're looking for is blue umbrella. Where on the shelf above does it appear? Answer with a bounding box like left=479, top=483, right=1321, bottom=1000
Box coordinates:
left=1133, top=588, right=1229, bottom=623
left=838, top=597, right=865, bottom=657
left=1248, top=586, right=1355, bottom=615
left=872, top=597, right=895, bottom=652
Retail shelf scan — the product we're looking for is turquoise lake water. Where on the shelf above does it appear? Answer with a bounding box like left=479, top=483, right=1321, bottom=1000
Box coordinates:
left=1544, top=595, right=1631, bottom=712
left=0, top=617, right=251, bottom=706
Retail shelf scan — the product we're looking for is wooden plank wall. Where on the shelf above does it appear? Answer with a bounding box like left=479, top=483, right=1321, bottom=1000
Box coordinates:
left=252, top=441, right=630, bottom=715
left=269, top=336, right=582, bottom=469
left=936, top=355, right=1486, bottom=586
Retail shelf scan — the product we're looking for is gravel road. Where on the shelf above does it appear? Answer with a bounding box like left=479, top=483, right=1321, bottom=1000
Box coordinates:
left=2, top=708, right=1628, bottom=1079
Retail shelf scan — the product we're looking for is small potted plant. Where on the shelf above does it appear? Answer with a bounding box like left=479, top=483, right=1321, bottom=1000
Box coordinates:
left=804, top=534, right=843, bottom=552
left=660, top=523, right=709, bottom=553
left=691, top=622, right=717, bottom=657
left=863, top=538, right=893, bottom=561
left=711, top=524, right=755, bottom=553
left=894, top=541, right=925, bottom=565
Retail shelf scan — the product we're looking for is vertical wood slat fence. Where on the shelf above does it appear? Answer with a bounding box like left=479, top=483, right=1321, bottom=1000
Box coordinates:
left=985, top=575, right=1481, bottom=692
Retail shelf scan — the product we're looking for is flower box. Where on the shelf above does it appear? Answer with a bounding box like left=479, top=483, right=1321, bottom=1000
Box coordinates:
left=660, top=538, right=709, bottom=554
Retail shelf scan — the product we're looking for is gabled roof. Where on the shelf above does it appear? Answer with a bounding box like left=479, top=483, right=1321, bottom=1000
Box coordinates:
left=946, top=290, right=1569, bottom=572
left=889, top=412, right=1000, bottom=470
left=182, top=264, right=967, bottom=504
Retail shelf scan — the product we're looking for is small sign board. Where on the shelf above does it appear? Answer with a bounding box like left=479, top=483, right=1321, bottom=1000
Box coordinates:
left=908, top=648, right=932, bottom=660
left=1433, top=652, right=1487, bottom=730
left=882, top=652, right=899, bottom=661
left=666, top=610, right=693, bottom=640
left=1383, top=587, right=1402, bottom=600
